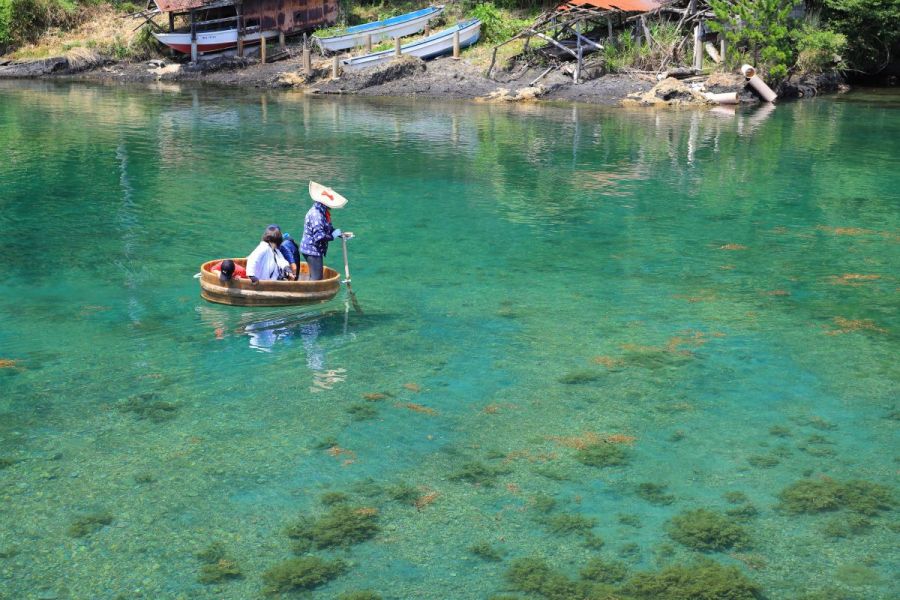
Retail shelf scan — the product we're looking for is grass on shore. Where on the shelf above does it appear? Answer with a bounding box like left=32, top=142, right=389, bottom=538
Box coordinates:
left=3, top=4, right=160, bottom=60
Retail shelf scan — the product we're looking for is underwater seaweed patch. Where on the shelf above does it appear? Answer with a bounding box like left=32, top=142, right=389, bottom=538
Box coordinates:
left=347, top=403, right=379, bottom=421
left=557, top=370, right=603, bottom=385
left=337, top=592, right=382, bottom=600
left=622, top=559, right=760, bottom=599
left=450, top=461, right=510, bottom=487
left=579, top=557, right=628, bottom=583
left=667, top=509, right=750, bottom=552
left=636, top=483, right=675, bottom=505
left=777, top=478, right=894, bottom=515
left=285, top=504, right=379, bottom=551
left=575, top=443, right=630, bottom=468
left=262, top=556, right=346, bottom=594
left=470, top=542, right=504, bottom=562
left=66, top=512, right=113, bottom=538
left=117, top=392, right=178, bottom=422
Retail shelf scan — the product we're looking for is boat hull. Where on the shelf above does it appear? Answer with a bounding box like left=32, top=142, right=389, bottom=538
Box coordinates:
left=154, top=29, right=279, bottom=55
left=341, top=19, right=481, bottom=71
left=315, top=6, right=444, bottom=52
left=199, top=259, right=341, bottom=307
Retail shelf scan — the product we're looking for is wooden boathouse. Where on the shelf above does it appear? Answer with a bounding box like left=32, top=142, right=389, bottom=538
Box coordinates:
left=151, top=0, right=338, bottom=61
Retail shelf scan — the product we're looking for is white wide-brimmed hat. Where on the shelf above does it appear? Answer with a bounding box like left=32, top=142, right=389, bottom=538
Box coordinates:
left=309, top=181, right=348, bottom=209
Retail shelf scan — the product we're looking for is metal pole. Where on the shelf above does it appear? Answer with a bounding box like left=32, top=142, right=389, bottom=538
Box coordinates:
left=341, top=236, right=351, bottom=283
left=190, top=10, right=197, bottom=63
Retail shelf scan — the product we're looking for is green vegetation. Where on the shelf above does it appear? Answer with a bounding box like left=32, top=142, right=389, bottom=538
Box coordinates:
left=0, top=457, right=16, bottom=469
left=747, top=454, right=780, bottom=468
left=199, top=558, right=242, bottom=584
left=66, top=511, right=113, bottom=537
left=576, top=443, right=629, bottom=468
left=768, top=425, right=792, bottom=437
left=529, top=493, right=557, bottom=514
left=557, top=370, right=602, bottom=384
left=336, top=592, right=382, bottom=600
left=262, top=556, right=347, bottom=594
left=579, top=557, right=628, bottom=584
left=819, top=0, right=900, bottom=74
left=118, top=392, right=178, bottom=422
left=450, top=461, right=510, bottom=486
left=468, top=2, right=529, bottom=44
left=347, top=402, right=379, bottom=420
left=623, top=560, right=760, bottom=600
left=470, top=541, right=504, bottom=562
left=667, top=509, right=749, bottom=552
left=387, top=481, right=420, bottom=505
left=505, top=557, right=580, bottom=600
left=723, top=491, right=749, bottom=504
left=820, top=514, right=872, bottom=538
left=285, top=504, right=379, bottom=552
left=708, top=0, right=797, bottom=80
left=777, top=478, right=894, bottom=515
left=544, top=513, right=597, bottom=536
left=195, top=541, right=227, bottom=564
left=724, top=503, right=759, bottom=521
left=321, top=491, right=350, bottom=506
left=636, top=482, right=675, bottom=505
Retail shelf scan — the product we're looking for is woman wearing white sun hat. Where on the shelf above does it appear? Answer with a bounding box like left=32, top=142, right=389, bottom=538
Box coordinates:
left=300, top=181, right=352, bottom=281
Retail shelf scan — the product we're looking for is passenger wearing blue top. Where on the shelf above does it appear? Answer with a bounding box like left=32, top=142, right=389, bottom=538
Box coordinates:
left=301, top=181, right=350, bottom=281
left=280, top=233, right=302, bottom=280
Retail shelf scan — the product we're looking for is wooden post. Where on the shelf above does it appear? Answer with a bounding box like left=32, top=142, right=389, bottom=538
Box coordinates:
left=425, top=24, right=431, bottom=36
left=168, top=12, right=175, bottom=32
left=720, top=37, right=726, bottom=64
left=607, top=17, right=613, bottom=41
left=236, top=4, right=243, bottom=57
left=190, top=10, right=198, bottom=63
left=365, top=34, right=372, bottom=52
left=261, top=35, right=267, bottom=64
left=693, top=24, right=702, bottom=70
left=641, top=16, right=652, bottom=47
left=452, top=29, right=460, bottom=59
left=633, top=20, right=641, bottom=45
left=332, top=55, right=340, bottom=79
left=394, top=36, right=401, bottom=58
left=279, top=31, right=285, bottom=49
left=302, top=45, right=311, bottom=75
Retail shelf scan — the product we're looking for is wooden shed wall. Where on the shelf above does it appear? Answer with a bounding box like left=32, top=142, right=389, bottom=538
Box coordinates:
left=243, top=0, right=338, bottom=33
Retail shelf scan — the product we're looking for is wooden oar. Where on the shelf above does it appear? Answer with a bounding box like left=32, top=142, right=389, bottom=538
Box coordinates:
left=340, top=233, right=363, bottom=314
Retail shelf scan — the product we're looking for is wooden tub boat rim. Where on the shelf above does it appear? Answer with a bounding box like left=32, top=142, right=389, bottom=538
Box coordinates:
left=200, top=258, right=341, bottom=287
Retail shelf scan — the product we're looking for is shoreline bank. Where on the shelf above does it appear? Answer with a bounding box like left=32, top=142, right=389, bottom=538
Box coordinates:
left=0, top=47, right=846, bottom=107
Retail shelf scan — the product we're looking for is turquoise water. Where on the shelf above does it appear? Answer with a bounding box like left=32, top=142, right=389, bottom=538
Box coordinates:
left=0, top=81, right=898, bottom=599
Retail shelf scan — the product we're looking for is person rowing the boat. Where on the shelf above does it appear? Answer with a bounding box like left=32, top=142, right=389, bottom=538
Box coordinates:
left=246, top=225, right=291, bottom=284
left=300, top=182, right=352, bottom=281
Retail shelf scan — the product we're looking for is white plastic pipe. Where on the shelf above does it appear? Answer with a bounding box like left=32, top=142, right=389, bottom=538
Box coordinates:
left=704, top=91, right=739, bottom=104
left=741, top=64, right=777, bottom=102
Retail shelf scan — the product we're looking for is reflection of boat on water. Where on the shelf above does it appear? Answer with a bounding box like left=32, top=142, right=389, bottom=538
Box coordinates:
left=314, top=6, right=445, bottom=53
left=199, top=258, right=341, bottom=306
left=341, top=19, right=481, bottom=71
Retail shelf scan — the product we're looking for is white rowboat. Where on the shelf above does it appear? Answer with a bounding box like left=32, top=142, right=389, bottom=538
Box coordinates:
left=341, top=19, right=481, bottom=71
left=314, top=6, right=445, bottom=53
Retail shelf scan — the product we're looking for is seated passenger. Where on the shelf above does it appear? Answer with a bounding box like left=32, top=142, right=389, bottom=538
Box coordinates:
left=210, top=259, right=246, bottom=281
left=246, top=225, right=290, bottom=284
left=279, top=233, right=302, bottom=281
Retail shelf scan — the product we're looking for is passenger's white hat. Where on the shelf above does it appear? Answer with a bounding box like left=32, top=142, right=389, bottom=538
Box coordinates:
left=309, top=181, right=348, bottom=209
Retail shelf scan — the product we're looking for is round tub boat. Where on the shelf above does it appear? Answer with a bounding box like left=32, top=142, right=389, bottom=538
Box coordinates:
left=199, top=258, right=341, bottom=306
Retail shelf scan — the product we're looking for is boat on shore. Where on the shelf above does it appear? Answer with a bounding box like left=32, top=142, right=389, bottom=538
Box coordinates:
left=153, top=28, right=278, bottom=55
left=314, top=6, right=445, bottom=53
left=199, top=259, right=341, bottom=307
left=341, top=19, right=481, bottom=71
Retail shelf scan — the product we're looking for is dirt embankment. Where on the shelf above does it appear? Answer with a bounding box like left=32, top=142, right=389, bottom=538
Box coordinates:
left=1, top=42, right=843, bottom=105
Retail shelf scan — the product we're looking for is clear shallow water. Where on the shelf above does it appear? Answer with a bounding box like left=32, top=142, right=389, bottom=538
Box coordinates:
left=0, top=81, right=898, bottom=599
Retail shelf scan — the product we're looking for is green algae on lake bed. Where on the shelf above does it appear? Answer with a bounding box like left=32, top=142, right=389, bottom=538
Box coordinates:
left=0, top=81, right=898, bottom=599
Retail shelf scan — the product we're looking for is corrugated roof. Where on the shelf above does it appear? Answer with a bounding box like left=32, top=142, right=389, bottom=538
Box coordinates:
left=561, top=0, right=663, bottom=11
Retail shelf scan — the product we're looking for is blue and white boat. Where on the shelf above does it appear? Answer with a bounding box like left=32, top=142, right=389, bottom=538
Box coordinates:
left=314, top=6, right=445, bottom=53
left=340, top=19, right=481, bottom=71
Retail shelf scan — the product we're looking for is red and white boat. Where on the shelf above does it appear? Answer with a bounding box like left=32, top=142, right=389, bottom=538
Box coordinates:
left=153, top=28, right=278, bottom=55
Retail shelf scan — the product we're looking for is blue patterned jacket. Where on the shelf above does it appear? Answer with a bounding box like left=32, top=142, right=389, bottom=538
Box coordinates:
left=300, top=203, right=336, bottom=257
